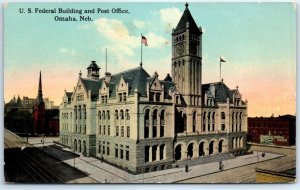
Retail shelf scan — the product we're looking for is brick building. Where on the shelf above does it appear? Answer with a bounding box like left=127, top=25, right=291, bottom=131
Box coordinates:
left=248, top=115, right=296, bottom=146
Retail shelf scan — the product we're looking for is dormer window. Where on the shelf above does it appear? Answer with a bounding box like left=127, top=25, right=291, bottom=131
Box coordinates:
left=123, top=92, right=127, bottom=102
left=155, top=93, right=160, bottom=102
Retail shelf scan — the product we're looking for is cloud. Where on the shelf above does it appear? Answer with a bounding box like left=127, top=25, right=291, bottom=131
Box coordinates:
left=59, top=48, right=76, bottom=56
left=94, top=17, right=140, bottom=54
left=146, top=32, right=170, bottom=48
left=133, top=19, right=145, bottom=29
left=94, top=17, right=169, bottom=55
left=159, top=7, right=182, bottom=33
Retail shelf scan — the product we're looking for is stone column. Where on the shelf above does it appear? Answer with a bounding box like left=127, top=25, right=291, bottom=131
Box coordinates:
left=192, top=147, right=198, bottom=159
left=149, top=146, right=152, bottom=162
left=186, top=112, right=193, bottom=133
left=156, top=146, right=160, bottom=160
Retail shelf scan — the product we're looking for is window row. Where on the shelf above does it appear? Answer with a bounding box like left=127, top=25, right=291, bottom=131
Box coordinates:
left=75, top=124, right=86, bottom=134
left=98, top=125, right=130, bottom=138
left=74, top=105, right=86, bottom=119
left=145, top=144, right=166, bottom=163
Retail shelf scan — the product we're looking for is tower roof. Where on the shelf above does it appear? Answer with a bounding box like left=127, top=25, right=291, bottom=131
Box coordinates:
left=36, top=71, right=44, bottom=106
left=174, top=3, right=201, bottom=35
left=87, top=60, right=100, bottom=70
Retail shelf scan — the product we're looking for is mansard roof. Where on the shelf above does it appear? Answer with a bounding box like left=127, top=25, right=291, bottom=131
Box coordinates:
left=202, top=82, right=245, bottom=104
left=81, top=78, right=102, bottom=101
left=79, top=66, right=151, bottom=101
left=174, top=4, right=201, bottom=35
left=106, top=66, right=150, bottom=97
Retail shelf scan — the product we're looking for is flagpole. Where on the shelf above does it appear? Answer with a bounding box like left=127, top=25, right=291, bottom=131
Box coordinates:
left=140, top=34, right=143, bottom=67
left=220, top=58, right=221, bottom=82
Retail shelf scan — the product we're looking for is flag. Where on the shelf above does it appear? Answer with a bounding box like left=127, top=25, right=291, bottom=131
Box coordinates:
left=220, top=56, right=226, bottom=62
left=141, top=35, right=148, bottom=46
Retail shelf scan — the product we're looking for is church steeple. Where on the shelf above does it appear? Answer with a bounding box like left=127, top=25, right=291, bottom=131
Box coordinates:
left=37, top=71, right=44, bottom=105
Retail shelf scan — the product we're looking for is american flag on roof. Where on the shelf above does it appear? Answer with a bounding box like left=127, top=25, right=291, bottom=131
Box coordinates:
left=141, top=35, right=148, bottom=46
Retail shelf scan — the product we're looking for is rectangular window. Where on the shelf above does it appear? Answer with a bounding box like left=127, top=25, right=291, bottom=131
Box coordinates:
left=153, top=126, right=157, bottom=138
left=149, top=92, right=154, bottom=101
left=107, top=146, right=110, bottom=155
left=119, top=93, right=122, bottom=102
left=108, top=126, right=110, bottom=135
left=152, top=145, right=157, bottom=161
left=98, top=143, right=101, bottom=154
left=115, top=148, right=118, bottom=158
left=103, top=145, right=105, bottom=155
left=160, top=126, right=164, bottom=137
left=222, top=124, right=226, bottom=131
left=145, top=146, right=150, bottom=162
left=123, top=93, right=127, bottom=102
left=126, top=150, right=129, bottom=161
left=160, top=145, right=165, bottom=160
left=103, top=125, right=106, bottom=135
left=144, top=127, right=149, bottom=138
left=155, top=93, right=160, bottom=102
left=99, top=125, right=101, bottom=135
left=120, top=149, right=124, bottom=159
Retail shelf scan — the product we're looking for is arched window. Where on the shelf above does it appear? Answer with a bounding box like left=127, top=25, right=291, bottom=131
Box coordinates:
left=121, top=126, right=124, bottom=137
left=127, top=126, right=130, bottom=138
left=83, top=105, right=86, bottom=119
left=116, top=126, right=119, bottom=136
left=202, top=112, right=206, bottom=131
left=126, top=109, right=130, bottom=120
left=115, top=110, right=119, bottom=120
left=107, top=110, right=110, bottom=120
left=102, top=110, right=105, bottom=120
left=120, top=110, right=124, bottom=120
left=78, top=105, right=81, bottom=119
left=74, top=106, right=77, bottom=119
left=98, top=111, right=101, bottom=120
left=192, top=112, right=196, bottom=132
left=144, top=109, right=150, bottom=138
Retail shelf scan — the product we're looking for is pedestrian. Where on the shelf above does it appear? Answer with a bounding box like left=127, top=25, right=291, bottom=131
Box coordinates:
left=219, top=161, right=224, bottom=171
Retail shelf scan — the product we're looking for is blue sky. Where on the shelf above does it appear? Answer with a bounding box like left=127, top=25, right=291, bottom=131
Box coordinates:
left=4, top=2, right=296, bottom=116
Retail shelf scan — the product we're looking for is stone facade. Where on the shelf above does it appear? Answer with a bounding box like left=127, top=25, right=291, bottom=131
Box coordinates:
left=59, top=3, right=248, bottom=174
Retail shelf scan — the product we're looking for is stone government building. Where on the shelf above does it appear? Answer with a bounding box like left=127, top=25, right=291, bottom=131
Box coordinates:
left=59, top=3, right=248, bottom=173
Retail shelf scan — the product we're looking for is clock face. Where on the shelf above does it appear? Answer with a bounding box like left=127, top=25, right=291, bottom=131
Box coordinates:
left=176, top=43, right=184, bottom=56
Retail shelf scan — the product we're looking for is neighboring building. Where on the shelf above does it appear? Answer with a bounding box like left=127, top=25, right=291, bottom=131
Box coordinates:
left=44, top=98, right=55, bottom=109
left=248, top=115, right=296, bottom=146
left=33, top=71, right=46, bottom=135
left=59, top=3, right=248, bottom=174
left=33, top=71, right=60, bottom=136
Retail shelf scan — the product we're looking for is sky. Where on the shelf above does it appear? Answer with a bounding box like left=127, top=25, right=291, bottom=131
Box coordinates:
left=3, top=1, right=296, bottom=117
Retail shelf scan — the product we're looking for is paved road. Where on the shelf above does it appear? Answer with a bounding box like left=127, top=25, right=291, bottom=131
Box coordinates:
left=4, top=129, right=98, bottom=184
left=29, top=136, right=289, bottom=183
left=178, top=145, right=296, bottom=183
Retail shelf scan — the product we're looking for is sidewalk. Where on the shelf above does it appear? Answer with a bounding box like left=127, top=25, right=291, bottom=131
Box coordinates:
left=29, top=140, right=284, bottom=183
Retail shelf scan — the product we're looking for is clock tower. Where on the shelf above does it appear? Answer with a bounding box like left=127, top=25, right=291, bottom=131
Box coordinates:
left=172, top=3, right=203, bottom=106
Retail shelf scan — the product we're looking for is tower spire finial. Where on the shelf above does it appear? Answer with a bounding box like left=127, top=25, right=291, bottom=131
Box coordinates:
left=185, top=2, right=189, bottom=9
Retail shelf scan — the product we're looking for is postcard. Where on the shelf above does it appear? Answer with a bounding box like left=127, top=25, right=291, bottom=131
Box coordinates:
left=3, top=1, right=296, bottom=184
